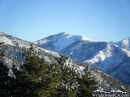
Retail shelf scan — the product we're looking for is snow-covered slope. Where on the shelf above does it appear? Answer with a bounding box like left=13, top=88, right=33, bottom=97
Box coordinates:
left=116, top=37, right=130, bottom=50
left=0, top=32, right=31, bottom=48
left=107, top=59, right=130, bottom=85
left=61, top=41, right=130, bottom=85
left=0, top=32, right=129, bottom=91
left=60, top=41, right=107, bottom=62
left=0, top=32, right=60, bottom=58
left=34, top=32, right=130, bottom=85
left=84, top=43, right=130, bottom=85
left=34, top=32, right=92, bottom=52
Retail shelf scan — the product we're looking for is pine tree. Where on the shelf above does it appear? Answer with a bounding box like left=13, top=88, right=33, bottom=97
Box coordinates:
left=11, top=65, right=36, bottom=97
left=56, top=56, right=98, bottom=97
left=55, top=56, right=79, bottom=97
left=77, top=66, right=98, bottom=97
left=55, top=66, right=78, bottom=97
left=0, top=43, right=37, bottom=97
left=21, top=44, right=61, bottom=97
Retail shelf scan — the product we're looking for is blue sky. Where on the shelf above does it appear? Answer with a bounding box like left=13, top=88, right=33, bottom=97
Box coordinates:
left=0, top=0, right=130, bottom=42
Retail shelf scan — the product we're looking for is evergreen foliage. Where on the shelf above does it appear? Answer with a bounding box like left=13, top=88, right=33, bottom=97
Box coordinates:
left=55, top=65, right=78, bottom=97
left=0, top=42, right=15, bottom=96
left=0, top=42, right=5, bottom=57
left=0, top=44, right=98, bottom=97
left=56, top=56, right=98, bottom=97
left=21, top=45, right=60, bottom=97
left=77, top=67, right=98, bottom=97
left=0, top=61, right=12, bottom=96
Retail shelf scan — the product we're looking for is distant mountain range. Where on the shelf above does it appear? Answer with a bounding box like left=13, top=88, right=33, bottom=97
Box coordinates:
left=0, top=32, right=129, bottom=91
left=34, top=32, right=130, bottom=85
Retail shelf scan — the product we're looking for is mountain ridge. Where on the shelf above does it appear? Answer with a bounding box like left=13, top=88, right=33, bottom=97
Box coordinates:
left=0, top=32, right=130, bottom=91
left=34, top=32, right=130, bottom=85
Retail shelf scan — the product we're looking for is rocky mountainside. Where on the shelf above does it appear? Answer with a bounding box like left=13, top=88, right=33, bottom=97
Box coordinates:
left=0, top=32, right=129, bottom=92
left=34, top=32, right=130, bottom=86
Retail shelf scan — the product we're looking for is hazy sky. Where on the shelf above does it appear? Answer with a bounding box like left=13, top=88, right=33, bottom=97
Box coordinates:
left=0, top=0, right=130, bottom=42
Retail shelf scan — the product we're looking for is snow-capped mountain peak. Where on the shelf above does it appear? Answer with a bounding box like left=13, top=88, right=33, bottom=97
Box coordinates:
left=81, top=36, right=92, bottom=41
left=34, top=32, right=92, bottom=51
left=116, top=37, right=130, bottom=50
left=58, top=32, right=92, bottom=41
